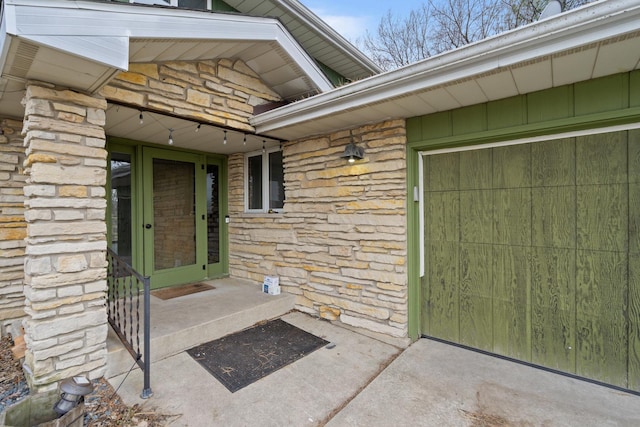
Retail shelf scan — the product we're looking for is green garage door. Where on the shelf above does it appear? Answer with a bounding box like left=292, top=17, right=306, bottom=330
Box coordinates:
left=421, top=129, right=640, bottom=391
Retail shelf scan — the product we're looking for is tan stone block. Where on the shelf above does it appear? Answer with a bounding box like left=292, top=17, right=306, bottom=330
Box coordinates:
left=100, top=85, right=145, bottom=106
left=28, top=221, right=105, bottom=238
left=53, top=103, right=85, bottom=116
left=129, top=63, right=159, bottom=79
left=24, top=99, right=54, bottom=117
left=29, top=163, right=106, bottom=186
left=227, top=99, right=253, bottom=114
left=186, top=89, right=211, bottom=107
left=25, top=153, right=57, bottom=166
left=319, top=305, right=340, bottom=321
left=149, top=79, right=184, bottom=95
left=0, top=227, right=26, bottom=240
left=29, top=308, right=106, bottom=341
left=26, top=85, right=107, bottom=110
left=116, top=71, right=148, bottom=86
left=340, top=313, right=405, bottom=337
left=87, top=108, right=106, bottom=126
left=204, top=80, right=234, bottom=95
left=53, top=210, right=84, bottom=221
left=25, top=257, right=52, bottom=276
left=55, top=254, right=88, bottom=273
left=56, top=112, right=84, bottom=123
left=24, top=116, right=105, bottom=139
left=59, top=185, right=88, bottom=198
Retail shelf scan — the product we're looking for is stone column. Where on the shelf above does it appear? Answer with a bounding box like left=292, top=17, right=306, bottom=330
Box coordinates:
left=21, top=81, right=108, bottom=392
left=0, top=118, right=27, bottom=330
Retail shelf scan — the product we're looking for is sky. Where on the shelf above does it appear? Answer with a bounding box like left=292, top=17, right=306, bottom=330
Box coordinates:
left=302, top=0, right=427, bottom=44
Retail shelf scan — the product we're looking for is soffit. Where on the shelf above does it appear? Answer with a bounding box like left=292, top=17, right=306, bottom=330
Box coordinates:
left=0, top=0, right=333, bottom=118
left=222, top=0, right=380, bottom=80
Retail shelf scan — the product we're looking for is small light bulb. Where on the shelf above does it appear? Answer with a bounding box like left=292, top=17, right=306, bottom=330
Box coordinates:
left=223, top=131, right=227, bottom=145
left=168, top=128, right=174, bottom=145
left=195, top=124, right=201, bottom=133
left=243, top=134, right=246, bottom=146
left=139, top=112, right=144, bottom=125
left=349, top=156, right=355, bottom=163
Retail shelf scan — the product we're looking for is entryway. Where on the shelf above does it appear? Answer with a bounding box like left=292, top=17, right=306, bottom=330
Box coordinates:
left=108, top=140, right=227, bottom=289
left=418, top=128, right=640, bottom=392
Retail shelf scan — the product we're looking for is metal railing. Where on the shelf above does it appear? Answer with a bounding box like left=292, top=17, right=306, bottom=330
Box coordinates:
left=106, top=248, right=153, bottom=399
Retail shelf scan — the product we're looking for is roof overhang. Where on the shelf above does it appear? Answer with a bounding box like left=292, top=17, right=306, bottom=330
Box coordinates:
left=0, top=0, right=334, bottom=118
left=223, top=0, right=381, bottom=80
left=252, top=0, right=640, bottom=141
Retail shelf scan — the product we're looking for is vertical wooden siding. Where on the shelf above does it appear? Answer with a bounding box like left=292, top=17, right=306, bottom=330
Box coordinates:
left=421, top=130, right=639, bottom=390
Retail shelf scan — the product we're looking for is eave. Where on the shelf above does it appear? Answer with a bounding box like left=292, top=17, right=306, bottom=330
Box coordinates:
left=251, top=0, right=640, bottom=141
left=0, top=0, right=334, bottom=118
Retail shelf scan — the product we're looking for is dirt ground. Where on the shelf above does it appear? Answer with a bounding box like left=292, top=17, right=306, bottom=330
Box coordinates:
left=0, top=335, right=176, bottom=426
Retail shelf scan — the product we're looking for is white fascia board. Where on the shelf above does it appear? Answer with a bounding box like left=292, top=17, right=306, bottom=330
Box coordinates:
left=24, top=35, right=129, bottom=70
left=252, top=0, right=640, bottom=134
left=272, top=0, right=381, bottom=75
left=2, top=0, right=332, bottom=91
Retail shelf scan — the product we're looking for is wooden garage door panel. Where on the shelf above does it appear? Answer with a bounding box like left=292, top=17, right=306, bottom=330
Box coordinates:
left=422, top=129, right=639, bottom=391
left=576, top=250, right=628, bottom=388
left=531, top=247, right=576, bottom=372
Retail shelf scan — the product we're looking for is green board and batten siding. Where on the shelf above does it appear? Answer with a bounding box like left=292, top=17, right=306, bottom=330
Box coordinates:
left=406, top=70, right=640, bottom=391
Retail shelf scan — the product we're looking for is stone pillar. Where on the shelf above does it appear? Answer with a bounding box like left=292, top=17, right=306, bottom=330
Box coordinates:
left=21, top=81, right=108, bottom=392
left=0, top=118, right=27, bottom=330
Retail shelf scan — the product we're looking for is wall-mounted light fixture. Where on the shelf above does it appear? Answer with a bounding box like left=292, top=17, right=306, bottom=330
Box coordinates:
left=341, top=130, right=364, bottom=163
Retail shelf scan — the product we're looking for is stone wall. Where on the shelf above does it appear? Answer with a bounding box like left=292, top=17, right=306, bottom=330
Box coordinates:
left=229, top=120, right=409, bottom=338
left=21, top=81, right=108, bottom=392
left=101, top=59, right=281, bottom=132
left=0, top=118, right=27, bottom=330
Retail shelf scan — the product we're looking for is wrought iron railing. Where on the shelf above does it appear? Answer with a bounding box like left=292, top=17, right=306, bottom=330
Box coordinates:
left=106, top=248, right=152, bottom=399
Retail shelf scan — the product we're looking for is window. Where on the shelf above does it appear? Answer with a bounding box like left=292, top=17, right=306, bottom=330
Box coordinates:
left=245, top=148, right=284, bottom=213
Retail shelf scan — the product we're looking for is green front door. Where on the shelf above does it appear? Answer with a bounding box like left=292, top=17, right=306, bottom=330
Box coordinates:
left=108, top=143, right=227, bottom=289
left=421, top=129, right=640, bottom=391
left=142, top=147, right=207, bottom=289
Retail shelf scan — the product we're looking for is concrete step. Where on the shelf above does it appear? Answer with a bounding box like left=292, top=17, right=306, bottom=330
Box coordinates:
left=106, top=278, right=296, bottom=378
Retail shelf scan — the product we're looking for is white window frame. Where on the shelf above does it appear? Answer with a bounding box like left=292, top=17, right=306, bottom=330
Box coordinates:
left=129, top=0, right=212, bottom=9
left=244, top=147, right=284, bottom=214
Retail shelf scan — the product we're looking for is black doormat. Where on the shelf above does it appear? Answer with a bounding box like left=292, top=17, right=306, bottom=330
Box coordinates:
left=186, top=319, right=328, bottom=393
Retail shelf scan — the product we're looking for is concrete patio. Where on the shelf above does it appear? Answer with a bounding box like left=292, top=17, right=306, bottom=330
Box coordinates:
left=106, top=279, right=640, bottom=426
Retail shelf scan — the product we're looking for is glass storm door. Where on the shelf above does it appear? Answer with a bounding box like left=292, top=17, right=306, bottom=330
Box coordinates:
left=142, top=148, right=207, bottom=288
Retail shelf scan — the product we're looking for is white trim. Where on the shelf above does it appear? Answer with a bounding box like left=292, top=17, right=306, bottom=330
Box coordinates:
left=418, top=122, right=640, bottom=157
left=244, top=147, right=284, bottom=214
left=418, top=155, right=425, bottom=278
left=416, top=120, right=640, bottom=281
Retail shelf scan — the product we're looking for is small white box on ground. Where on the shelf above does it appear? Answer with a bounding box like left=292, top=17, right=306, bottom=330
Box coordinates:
left=264, top=275, right=279, bottom=286
left=263, top=282, right=281, bottom=295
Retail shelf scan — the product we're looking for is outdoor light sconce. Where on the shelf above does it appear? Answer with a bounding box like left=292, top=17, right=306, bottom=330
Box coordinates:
left=53, top=375, right=94, bottom=417
left=341, top=131, right=365, bottom=163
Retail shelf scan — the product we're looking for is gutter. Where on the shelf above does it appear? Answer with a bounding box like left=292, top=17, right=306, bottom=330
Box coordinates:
left=251, top=0, right=640, bottom=134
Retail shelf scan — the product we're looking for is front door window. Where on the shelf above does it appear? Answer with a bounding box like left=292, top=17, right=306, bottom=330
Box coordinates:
left=152, top=158, right=197, bottom=270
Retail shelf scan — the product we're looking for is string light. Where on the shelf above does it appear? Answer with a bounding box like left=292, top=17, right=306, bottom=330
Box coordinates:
left=168, top=128, right=174, bottom=145
left=195, top=123, right=201, bottom=133
left=223, top=130, right=227, bottom=145
left=139, top=111, right=144, bottom=125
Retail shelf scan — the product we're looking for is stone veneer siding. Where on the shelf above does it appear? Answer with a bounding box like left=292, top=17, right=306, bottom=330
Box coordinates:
left=0, top=118, right=27, bottom=330
left=101, top=59, right=281, bottom=132
left=21, top=81, right=108, bottom=392
left=229, top=120, right=409, bottom=338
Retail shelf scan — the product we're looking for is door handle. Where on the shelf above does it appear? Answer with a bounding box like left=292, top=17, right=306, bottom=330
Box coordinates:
left=144, top=224, right=152, bottom=229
